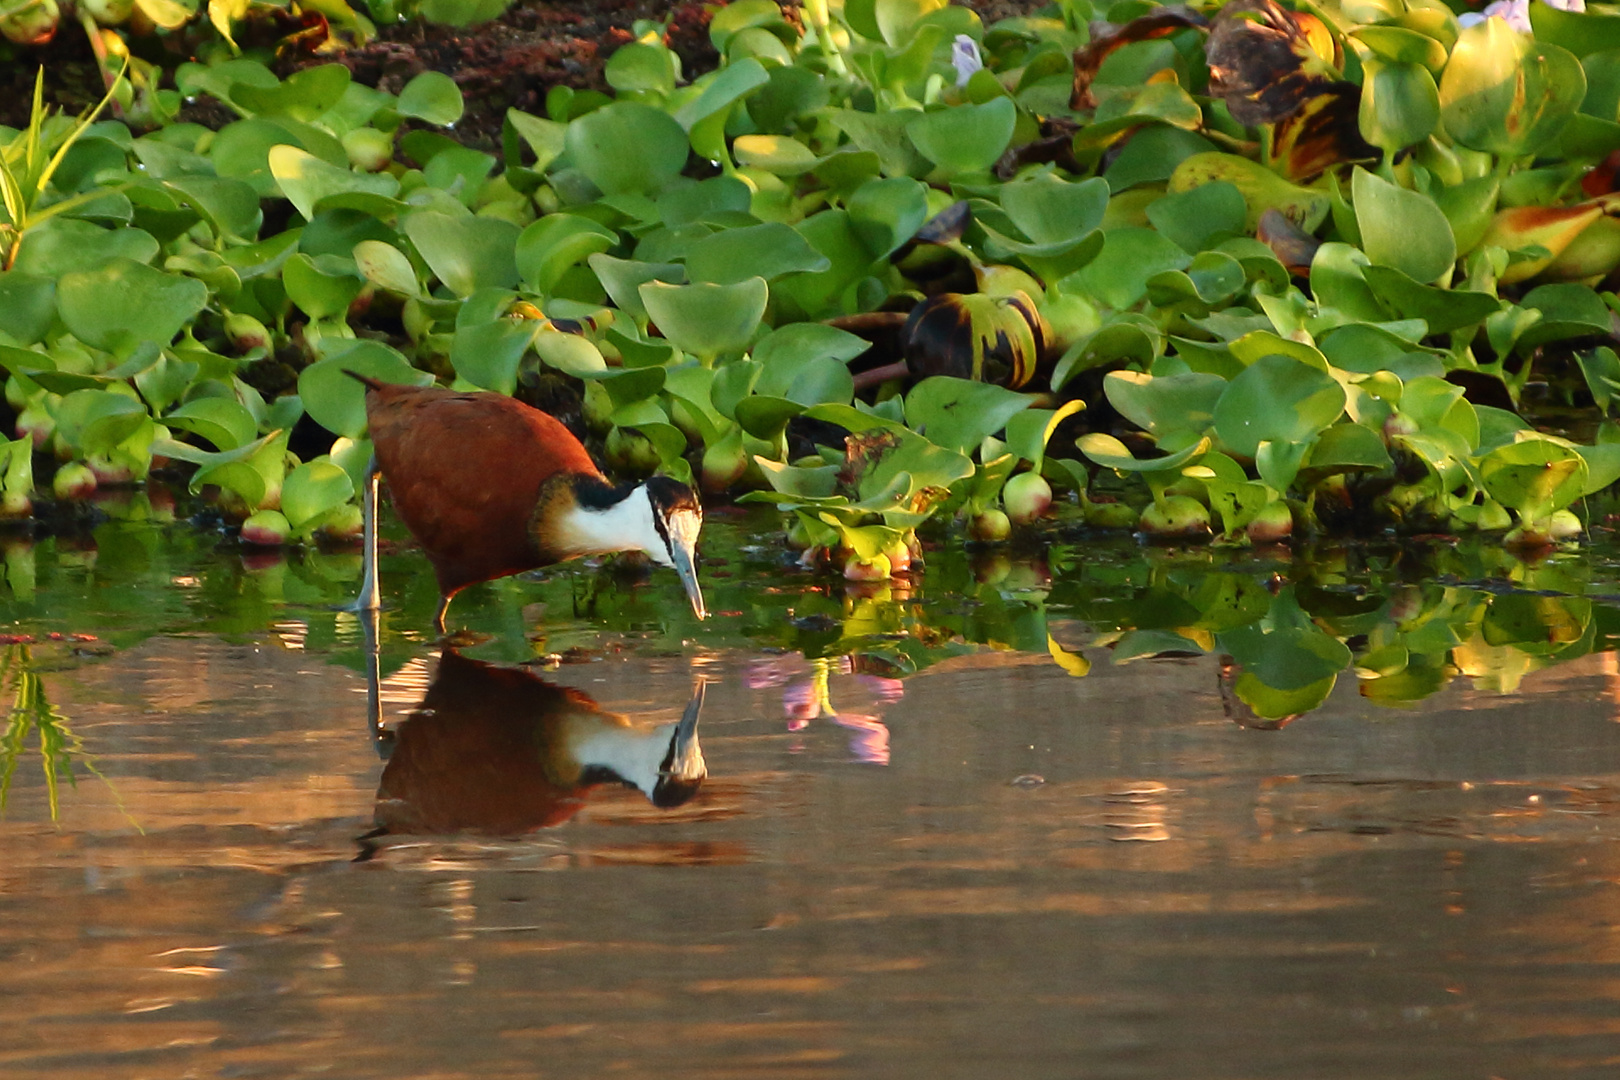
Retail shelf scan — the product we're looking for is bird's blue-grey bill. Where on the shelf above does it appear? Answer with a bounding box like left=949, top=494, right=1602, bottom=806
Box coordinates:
left=672, top=543, right=706, bottom=620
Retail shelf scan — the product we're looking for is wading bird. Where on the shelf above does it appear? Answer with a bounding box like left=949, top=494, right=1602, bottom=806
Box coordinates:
left=346, top=375, right=706, bottom=632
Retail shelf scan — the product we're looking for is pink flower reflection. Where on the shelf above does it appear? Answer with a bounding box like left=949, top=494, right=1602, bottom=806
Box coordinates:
left=747, top=655, right=903, bottom=765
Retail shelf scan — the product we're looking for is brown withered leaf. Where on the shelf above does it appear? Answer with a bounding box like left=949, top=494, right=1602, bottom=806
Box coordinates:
left=900, top=292, right=1046, bottom=390
left=838, top=431, right=901, bottom=490
left=994, top=119, right=1083, bottom=178
left=1070, top=6, right=1209, bottom=111
left=1256, top=207, right=1321, bottom=276
left=1584, top=149, right=1620, bottom=198
left=914, top=201, right=971, bottom=245
left=1206, top=0, right=1338, bottom=126
left=1268, top=83, right=1377, bottom=181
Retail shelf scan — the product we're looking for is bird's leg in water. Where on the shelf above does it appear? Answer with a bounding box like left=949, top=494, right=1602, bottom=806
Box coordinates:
left=359, top=603, right=393, bottom=759
left=350, top=456, right=382, bottom=615
left=432, top=594, right=451, bottom=636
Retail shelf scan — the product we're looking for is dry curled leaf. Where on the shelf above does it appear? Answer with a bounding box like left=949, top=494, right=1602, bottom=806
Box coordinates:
left=1070, top=6, right=1209, bottom=111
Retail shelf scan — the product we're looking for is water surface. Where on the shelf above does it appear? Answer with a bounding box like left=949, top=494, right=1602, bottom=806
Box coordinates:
left=5, top=511, right=1620, bottom=1078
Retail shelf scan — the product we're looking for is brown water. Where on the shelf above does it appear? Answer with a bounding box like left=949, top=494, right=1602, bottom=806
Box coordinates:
left=5, top=516, right=1620, bottom=1078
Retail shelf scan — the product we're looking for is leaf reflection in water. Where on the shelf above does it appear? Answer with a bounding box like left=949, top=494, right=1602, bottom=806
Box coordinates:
left=364, top=649, right=707, bottom=848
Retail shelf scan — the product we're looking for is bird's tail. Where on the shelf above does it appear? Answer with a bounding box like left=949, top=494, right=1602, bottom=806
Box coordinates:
left=343, top=369, right=386, bottom=392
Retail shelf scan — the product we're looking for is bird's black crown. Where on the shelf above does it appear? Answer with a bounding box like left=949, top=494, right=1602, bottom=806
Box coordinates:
left=643, top=475, right=702, bottom=517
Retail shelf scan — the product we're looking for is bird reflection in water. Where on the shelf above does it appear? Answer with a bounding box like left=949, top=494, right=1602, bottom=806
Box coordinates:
left=356, top=618, right=707, bottom=849
left=747, top=654, right=902, bottom=764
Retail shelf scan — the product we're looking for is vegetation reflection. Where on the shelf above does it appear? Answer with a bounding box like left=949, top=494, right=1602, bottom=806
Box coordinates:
left=0, top=640, right=122, bottom=821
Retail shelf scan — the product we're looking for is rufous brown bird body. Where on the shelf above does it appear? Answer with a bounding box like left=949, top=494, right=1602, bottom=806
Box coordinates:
left=348, top=376, right=706, bottom=631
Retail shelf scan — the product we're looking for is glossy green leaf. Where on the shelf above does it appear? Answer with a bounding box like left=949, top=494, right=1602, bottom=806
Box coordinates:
left=515, top=214, right=617, bottom=294
left=282, top=460, right=356, bottom=531
left=165, top=397, right=259, bottom=452
left=639, top=278, right=769, bottom=359
left=268, top=145, right=401, bottom=223
left=1074, top=228, right=1191, bottom=310
left=1078, top=432, right=1210, bottom=473
left=402, top=211, right=521, bottom=297
left=1361, top=265, right=1499, bottom=333
left=1480, top=435, right=1589, bottom=518
left=1213, top=354, right=1346, bottom=459
left=397, top=71, right=466, bottom=126
left=904, top=377, right=1033, bottom=455
left=12, top=219, right=159, bottom=278
left=1440, top=19, right=1585, bottom=157
left=1353, top=167, right=1456, bottom=285
left=56, top=259, right=208, bottom=356
left=565, top=102, right=691, bottom=196
left=685, top=222, right=832, bottom=284
left=0, top=273, right=56, bottom=346
left=449, top=319, right=538, bottom=395
left=1359, top=60, right=1440, bottom=154
left=353, top=240, right=422, bottom=298
left=1104, top=371, right=1225, bottom=438
left=283, top=253, right=365, bottom=321
left=905, top=98, right=1015, bottom=177
left=298, top=340, right=434, bottom=441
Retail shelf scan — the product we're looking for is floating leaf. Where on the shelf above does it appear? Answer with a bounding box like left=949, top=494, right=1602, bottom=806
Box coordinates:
left=282, top=460, right=356, bottom=532
left=402, top=211, right=521, bottom=297
left=56, top=259, right=207, bottom=356
left=639, top=278, right=769, bottom=359
left=904, top=377, right=1033, bottom=455
left=268, top=145, right=401, bottom=222
left=906, top=98, right=1016, bottom=177
left=397, top=71, right=465, bottom=126
left=1440, top=19, right=1585, bottom=158
left=566, top=102, right=691, bottom=196
left=299, top=340, right=435, bottom=440
left=1352, top=167, right=1456, bottom=285
left=1213, top=354, right=1346, bottom=459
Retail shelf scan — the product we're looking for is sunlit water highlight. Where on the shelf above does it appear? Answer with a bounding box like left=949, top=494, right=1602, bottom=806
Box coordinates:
left=3, top=510, right=1620, bottom=1077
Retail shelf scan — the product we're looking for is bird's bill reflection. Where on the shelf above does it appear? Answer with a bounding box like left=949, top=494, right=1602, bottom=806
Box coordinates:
left=368, top=648, right=709, bottom=838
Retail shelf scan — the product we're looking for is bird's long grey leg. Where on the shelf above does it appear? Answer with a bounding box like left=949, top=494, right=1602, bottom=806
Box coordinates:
left=347, top=455, right=382, bottom=614
left=432, top=594, right=451, bottom=636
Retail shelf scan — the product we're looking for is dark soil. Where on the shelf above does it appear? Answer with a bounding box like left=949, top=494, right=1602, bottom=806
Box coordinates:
left=2, top=0, right=1049, bottom=143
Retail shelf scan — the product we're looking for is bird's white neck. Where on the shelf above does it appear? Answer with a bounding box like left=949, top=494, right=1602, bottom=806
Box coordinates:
left=554, top=485, right=670, bottom=563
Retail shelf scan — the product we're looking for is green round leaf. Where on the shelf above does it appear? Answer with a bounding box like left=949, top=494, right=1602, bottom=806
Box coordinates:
left=1352, top=167, right=1456, bottom=285
left=1360, top=60, right=1440, bottom=155
left=353, top=240, right=422, bottom=297
left=282, top=460, right=356, bottom=530
left=684, top=222, right=832, bottom=284
left=56, top=259, right=208, bottom=355
left=397, top=71, right=466, bottom=127
left=639, top=278, right=768, bottom=359
left=283, top=253, right=365, bottom=321
left=565, top=102, right=691, bottom=196
left=403, top=211, right=521, bottom=297
left=1213, top=353, right=1347, bottom=459
left=1440, top=20, right=1586, bottom=157
left=905, top=97, right=1016, bottom=177
left=1480, top=435, right=1589, bottom=518
left=298, top=340, right=434, bottom=440
left=165, top=397, right=259, bottom=452
left=515, top=214, right=617, bottom=294
left=268, top=144, right=401, bottom=223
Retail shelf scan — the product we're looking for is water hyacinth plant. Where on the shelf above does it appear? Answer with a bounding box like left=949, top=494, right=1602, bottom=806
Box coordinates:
left=6, top=0, right=1620, bottom=584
